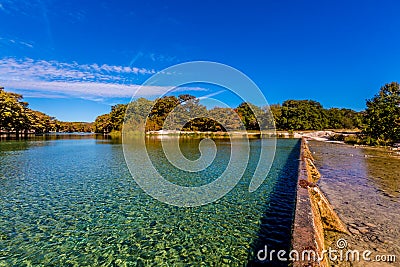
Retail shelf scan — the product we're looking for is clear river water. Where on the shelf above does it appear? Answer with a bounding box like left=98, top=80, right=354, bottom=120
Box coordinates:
left=0, top=135, right=300, bottom=266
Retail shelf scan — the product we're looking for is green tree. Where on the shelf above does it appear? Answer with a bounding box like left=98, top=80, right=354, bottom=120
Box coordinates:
left=0, top=86, right=30, bottom=135
left=147, top=96, right=180, bottom=131
left=269, top=104, right=283, bottom=130
left=58, top=121, right=93, bottom=133
left=94, top=104, right=127, bottom=133
left=364, top=82, right=400, bottom=144
left=235, top=102, right=263, bottom=131
left=326, top=108, right=363, bottom=129
left=94, top=114, right=112, bottom=133
left=29, top=110, right=57, bottom=133
left=109, top=104, right=127, bottom=131
left=208, top=107, right=242, bottom=131
left=168, top=96, right=208, bottom=131
left=280, top=100, right=328, bottom=130
left=124, top=98, right=154, bottom=132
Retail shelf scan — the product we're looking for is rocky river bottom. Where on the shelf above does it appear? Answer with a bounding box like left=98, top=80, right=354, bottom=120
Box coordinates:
left=310, top=141, right=400, bottom=267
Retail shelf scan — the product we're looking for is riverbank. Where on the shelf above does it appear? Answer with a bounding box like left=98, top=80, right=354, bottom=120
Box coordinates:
left=117, top=129, right=354, bottom=138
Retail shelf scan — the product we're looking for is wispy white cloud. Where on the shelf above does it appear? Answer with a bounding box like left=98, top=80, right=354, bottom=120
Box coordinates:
left=3, top=80, right=183, bottom=98
left=0, top=57, right=155, bottom=81
left=198, top=90, right=226, bottom=100
left=0, top=57, right=207, bottom=100
left=0, top=37, right=34, bottom=49
left=19, top=41, right=34, bottom=48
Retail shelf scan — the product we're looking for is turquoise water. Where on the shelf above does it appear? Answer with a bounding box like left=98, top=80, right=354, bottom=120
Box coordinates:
left=0, top=136, right=300, bottom=266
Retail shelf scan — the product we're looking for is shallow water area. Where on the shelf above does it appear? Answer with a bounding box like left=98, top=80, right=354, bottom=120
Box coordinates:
left=310, top=141, right=400, bottom=266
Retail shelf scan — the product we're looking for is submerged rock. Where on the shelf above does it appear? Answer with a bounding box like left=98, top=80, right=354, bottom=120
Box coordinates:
left=365, top=222, right=377, bottom=228
left=348, top=227, right=360, bottom=235
left=357, top=227, right=369, bottom=234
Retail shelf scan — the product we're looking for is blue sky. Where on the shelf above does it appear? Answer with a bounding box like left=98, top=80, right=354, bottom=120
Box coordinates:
left=1, top=0, right=400, bottom=121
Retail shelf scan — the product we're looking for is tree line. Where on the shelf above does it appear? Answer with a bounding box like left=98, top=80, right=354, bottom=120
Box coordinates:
left=94, top=82, right=399, bottom=145
left=0, top=86, right=93, bottom=135
left=94, top=95, right=363, bottom=133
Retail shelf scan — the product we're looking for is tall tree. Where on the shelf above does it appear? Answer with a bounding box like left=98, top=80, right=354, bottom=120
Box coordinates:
left=147, top=96, right=180, bottom=131
left=326, top=108, right=363, bottom=129
left=235, top=102, right=263, bottom=131
left=124, top=98, right=154, bottom=132
left=28, top=110, right=57, bottom=133
left=94, top=114, right=112, bottom=133
left=0, top=86, right=30, bottom=134
left=208, top=107, right=242, bottom=131
left=280, top=100, right=328, bottom=130
left=167, top=96, right=208, bottom=131
left=109, top=104, right=127, bottom=131
left=364, top=82, right=400, bottom=144
left=269, top=104, right=283, bottom=130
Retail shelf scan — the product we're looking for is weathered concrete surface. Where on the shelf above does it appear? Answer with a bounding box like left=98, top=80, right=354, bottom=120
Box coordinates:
left=292, top=138, right=322, bottom=266
left=292, top=138, right=347, bottom=267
